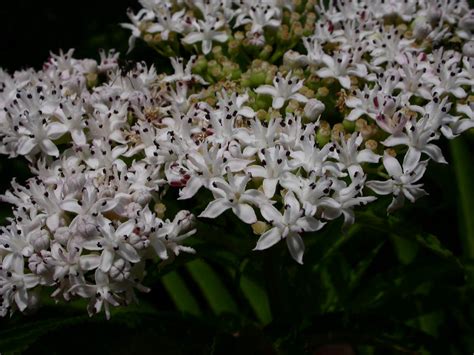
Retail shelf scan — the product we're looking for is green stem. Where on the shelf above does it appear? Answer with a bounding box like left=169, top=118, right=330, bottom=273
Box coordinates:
left=450, top=137, right=474, bottom=259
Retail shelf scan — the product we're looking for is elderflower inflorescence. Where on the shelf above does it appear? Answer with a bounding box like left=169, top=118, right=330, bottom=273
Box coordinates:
left=1, top=0, right=474, bottom=318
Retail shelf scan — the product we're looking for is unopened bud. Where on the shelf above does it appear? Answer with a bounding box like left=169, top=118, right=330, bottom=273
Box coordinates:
left=385, top=148, right=397, bottom=157
left=251, top=221, right=269, bottom=235
left=154, top=202, right=167, bottom=219
left=365, top=139, right=378, bottom=151
left=463, top=41, right=474, bottom=57
left=304, top=98, right=325, bottom=121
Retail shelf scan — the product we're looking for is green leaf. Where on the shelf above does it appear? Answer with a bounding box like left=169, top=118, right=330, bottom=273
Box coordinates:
left=162, top=271, right=202, bottom=316
left=186, top=259, right=238, bottom=315
left=239, top=274, right=272, bottom=325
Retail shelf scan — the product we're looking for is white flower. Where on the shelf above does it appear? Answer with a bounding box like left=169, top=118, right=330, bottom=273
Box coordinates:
left=199, top=173, right=266, bottom=224
left=234, top=4, right=281, bottom=35
left=69, top=269, right=120, bottom=319
left=121, top=8, right=155, bottom=53
left=15, top=110, right=67, bottom=157
left=182, top=17, right=228, bottom=55
left=246, top=145, right=293, bottom=198
left=320, top=176, right=376, bottom=228
left=333, top=133, right=380, bottom=178
left=382, top=116, right=447, bottom=171
left=147, top=7, right=186, bottom=40
left=453, top=102, right=474, bottom=135
left=316, top=51, right=367, bottom=89
left=366, top=153, right=427, bottom=213
left=254, top=191, right=324, bottom=264
left=82, top=218, right=140, bottom=273
left=255, top=72, right=308, bottom=109
left=162, top=56, right=207, bottom=84
left=0, top=261, right=39, bottom=313
left=149, top=210, right=196, bottom=259
left=303, top=99, right=325, bottom=121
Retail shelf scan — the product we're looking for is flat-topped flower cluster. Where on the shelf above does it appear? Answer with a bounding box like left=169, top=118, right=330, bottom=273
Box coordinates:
left=1, top=0, right=473, bottom=318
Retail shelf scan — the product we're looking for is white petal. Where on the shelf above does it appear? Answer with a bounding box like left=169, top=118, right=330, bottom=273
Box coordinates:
left=452, top=119, right=474, bottom=135
left=338, top=76, right=352, bottom=89
left=263, top=178, right=279, bottom=198
left=46, top=213, right=61, bottom=231
left=289, top=93, right=308, bottom=104
left=199, top=198, right=231, bottom=219
left=423, top=144, right=447, bottom=164
left=232, top=203, right=257, bottom=224
left=366, top=180, right=394, bottom=195
left=40, top=139, right=59, bottom=157
left=71, top=129, right=87, bottom=146
left=382, top=135, right=409, bottom=147
left=238, top=106, right=255, bottom=118
left=286, top=233, right=305, bottom=264
left=79, top=254, right=101, bottom=270
left=387, top=193, right=405, bottom=213
left=383, top=154, right=403, bottom=178
left=202, top=40, right=213, bottom=55
left=272, top=96, right=285, bottom=109
left=347, top=108, right=366, bottom=121
left=99, top=249, right=114, bottom=272
left=254, top=227, right=281, bottom=250
left=118, top=243, right=140, bottom=263
left=46, top=123, right=68, bottom=139
left=255, top=85, right=278, bottom=96
left=403, top=148, right=421, bottom=171
left=260, top=203, right=282, bottom=224
left=14, top=288, right=29, bottom=312
left=60, top=200, right=82, bottom=214
left=357, top=149, right=380, bottom=164
left=182, top=32, right=203, bottom=44
left=296, top=216, right=324, bottom=232
left=17, top=138, right=36, bottom=155
left=178, top=176, right=203, bottom=200
left=213, top=32, right=228, bottom=42
left=315, top=68, right=334, bottom=78
left=451, top=87, right=467, bottom=99
left=151, top=238, right=168, bottom=259
left=116, top=220, right=135, bottom=237
left=245, top=165, right=267, bottom=178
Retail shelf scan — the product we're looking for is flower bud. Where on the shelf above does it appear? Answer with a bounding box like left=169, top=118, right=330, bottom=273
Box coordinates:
left=365, top=139, right=378, bottom=151
left=154, top=202, right=167, bottom=219
left=317, top=121, right=331, bottom=146
left=251, top=221, right=269, bottom=235
left=459, top=10, right=474, bottom=31
left=283, top=50, right=308, bottom=68
left=463, top=41, right=474, bottom=57
left=54, top=227, right=72, bottom=245
left=110, top=258, right=131, bottom=282
left=413, top=20, right=432, bottom=40
left=31, top=230, right=50, bottom=252
left=304, top=98, right=325, bottom=121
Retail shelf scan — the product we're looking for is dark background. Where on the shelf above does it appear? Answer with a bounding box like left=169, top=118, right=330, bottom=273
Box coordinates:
left=1, top=1, right=474, bottom=354
left=0, top=0, right=143, bottom=71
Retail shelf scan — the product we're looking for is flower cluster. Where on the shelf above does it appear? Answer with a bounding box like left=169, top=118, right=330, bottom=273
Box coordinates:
left=1, top=0, right=474, bottom=317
